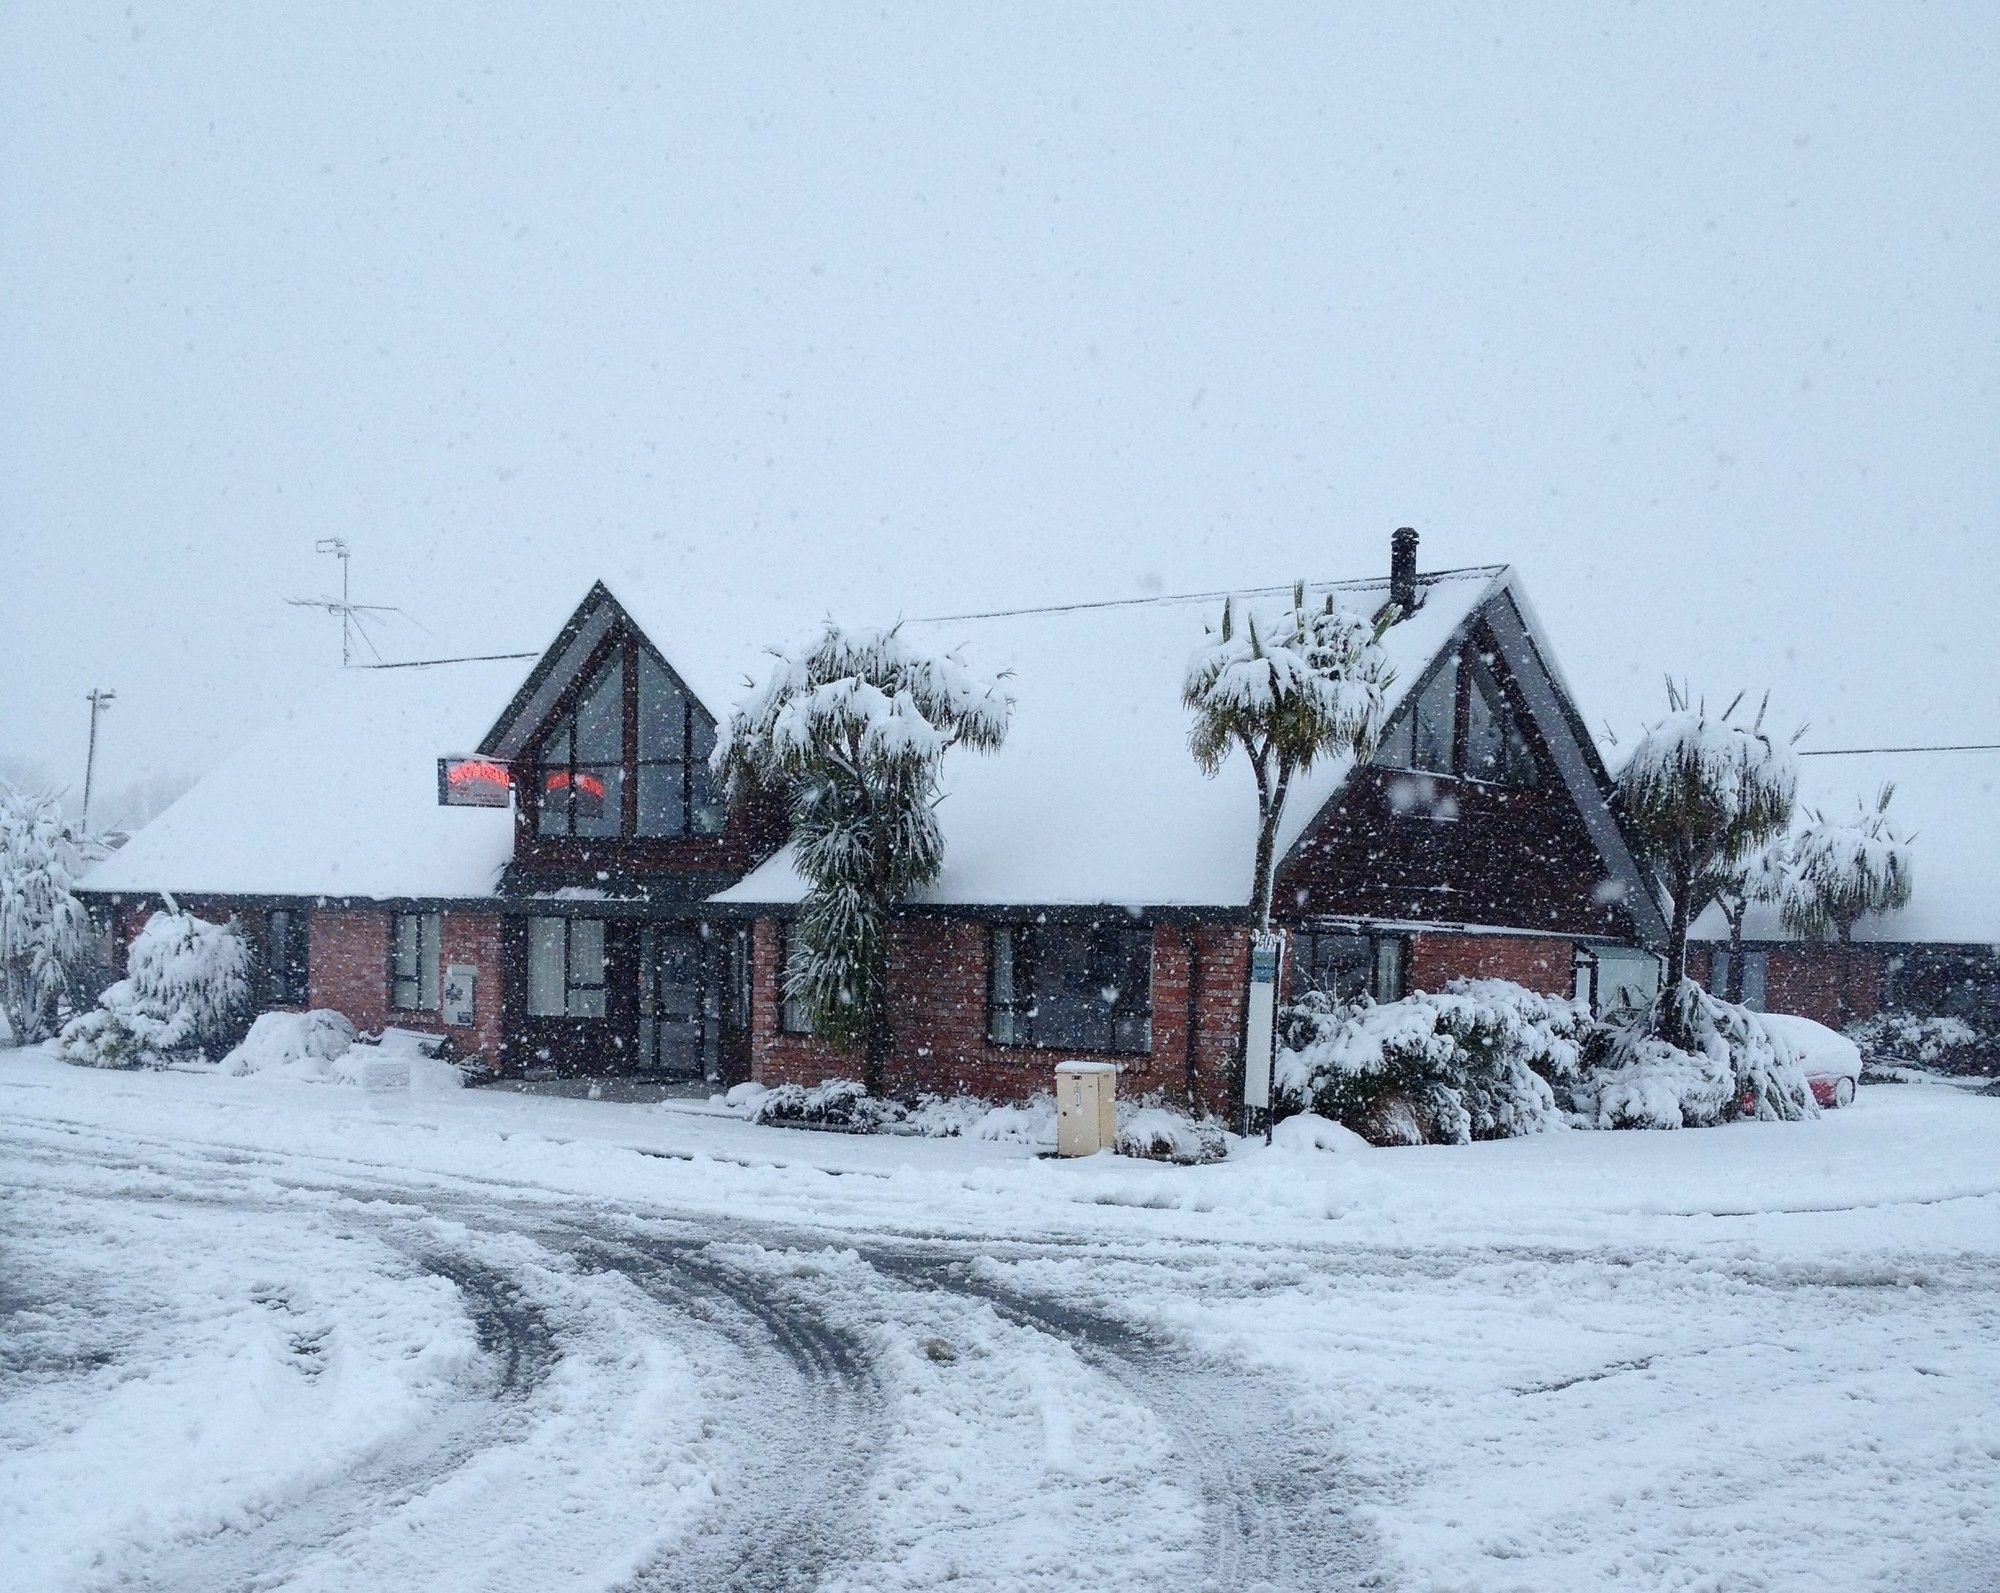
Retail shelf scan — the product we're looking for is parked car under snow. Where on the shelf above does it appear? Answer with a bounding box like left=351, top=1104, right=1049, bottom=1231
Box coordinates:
left=1761, top=1013, right=1862, bottom=1109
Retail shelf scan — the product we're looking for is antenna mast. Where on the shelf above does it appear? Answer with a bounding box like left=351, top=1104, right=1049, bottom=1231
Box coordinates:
left=286, top=539, right=409, bottom=666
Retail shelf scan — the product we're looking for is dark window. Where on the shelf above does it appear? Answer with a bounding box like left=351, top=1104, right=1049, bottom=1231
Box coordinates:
left=1289, top=931, right=1407, bottom=1005
left=1375, top=641, right=1543, bottom=792
left=535, top=639, right=726, bottom=840
left=728, top=927, right=752, bottom=1029
left=526, top=917, right=607, bottom=1018
left=776, top=923, right=813, bottom=1035
left=265, top=909, right=310, bottom=1006
left=391, top=913, right=441, bottom=1011
left=988, top=920, right=1153, bottom=1054
left=1709, top=949, right=1768, bottom=1010
left=1463, top=655, right=1538, bottom=788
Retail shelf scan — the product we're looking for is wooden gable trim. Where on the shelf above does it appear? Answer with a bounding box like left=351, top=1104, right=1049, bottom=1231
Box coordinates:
left=1477, top=587, right=1669, bottom=946
left=475, top=582, right=721, bottom=763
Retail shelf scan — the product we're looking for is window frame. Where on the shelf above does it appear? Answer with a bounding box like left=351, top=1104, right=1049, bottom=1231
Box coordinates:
left=525, top=916, right=608, bottom=1019
left=1288, top=929, right=1409, bottom=1006
left=532, top=633, right=727, bottom=842
left=986, top=919, right=1155, bottom=1056
left=1373, top=637, right=1540, bottom=791
left=390, top=912, right=442, bottom=1012
left=775, top=922, right=813, bottom=1035
left=264, top=908, right=310, bottom=1007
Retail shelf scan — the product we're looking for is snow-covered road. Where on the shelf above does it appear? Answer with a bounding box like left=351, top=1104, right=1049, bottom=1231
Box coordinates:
left=4, top=1052, right=1998, bottom=1591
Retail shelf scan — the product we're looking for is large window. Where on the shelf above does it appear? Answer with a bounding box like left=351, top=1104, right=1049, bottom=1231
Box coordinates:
left=776, top=923, right=812, bottom=1035
left=391, top=912, right=441, bottom=1011
left=264, top=909, right=310, bottom=1006
left=527, top=917, right=607, bottom=1018
left=1374, top=643, right=1538, bottom=790
left=988, top=920, right=1153, bottom=1055
left=1708, top=948, right=1768, bottom=1010
left=534, top=639, right=727, bottom=840
left=1289, top=931, right=1406, bottom=1006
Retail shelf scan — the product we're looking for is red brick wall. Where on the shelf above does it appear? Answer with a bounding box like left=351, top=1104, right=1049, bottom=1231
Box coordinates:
left=1692, top=943, right=1885, bottom=1027
left=751, top=916, right=1251, bottom=1111
left=1763, top=946, right=1884, bottom=1027
left=308, top=908, right=506, bottom=1066
left=1407, top=932, right=1574, bottom=996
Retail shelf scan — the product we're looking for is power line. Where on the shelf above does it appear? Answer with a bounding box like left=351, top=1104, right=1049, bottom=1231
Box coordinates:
left=914, top=563, right=1507, bottom=624
left=354, top=652, right=540, bottom=670
left=1798, top=743, right=2000, bottom=757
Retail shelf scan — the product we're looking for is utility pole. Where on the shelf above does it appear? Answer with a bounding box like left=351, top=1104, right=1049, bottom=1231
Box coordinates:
left=285, top=539, right=408, bottom=666
left=81, top=688, right=116, bottom=832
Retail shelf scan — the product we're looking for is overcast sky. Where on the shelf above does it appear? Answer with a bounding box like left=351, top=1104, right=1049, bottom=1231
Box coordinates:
left=3, top=3, right=1996, bottom=808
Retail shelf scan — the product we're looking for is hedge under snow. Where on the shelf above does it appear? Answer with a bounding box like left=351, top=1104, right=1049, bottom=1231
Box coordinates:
left=1275, top=978, right=1593, bottom=1145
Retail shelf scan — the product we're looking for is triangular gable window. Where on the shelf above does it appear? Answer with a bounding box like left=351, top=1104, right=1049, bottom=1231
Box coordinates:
left=533, top=640, right=726, bottom=839
left=1373, top=642, right=1538, bottom=788
left=1464, top=654, right=1538, bottom=788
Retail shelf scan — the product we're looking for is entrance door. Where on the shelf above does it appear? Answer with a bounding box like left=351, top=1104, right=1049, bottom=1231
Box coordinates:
left=639, top=927, right=717, bottom=1081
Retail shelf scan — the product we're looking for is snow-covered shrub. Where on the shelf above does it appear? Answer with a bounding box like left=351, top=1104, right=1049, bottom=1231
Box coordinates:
left=893, top=1091, right=1062, bottom=1145
left=0, top=785, right=100, bottom=1044
left=1846, top=1011, right=1990, bottom=1075
left=127, top=910, right=253, bottom=1053
left=1268, top=1112, right=1373, bottom=1154
left=54, top=996, right=196, bottom=1070
left=1275, top=979, right=1594, bottom=1146
left=752, top=1078, right=897, bottom=1132
left=1571, top=983, right=1816, bottom=1128
left=56, top=910, right=253, bottom=1068
left=1115, top=1104, right=1229, bottom=1164
left=220, top=1010, right=359, bottom=1078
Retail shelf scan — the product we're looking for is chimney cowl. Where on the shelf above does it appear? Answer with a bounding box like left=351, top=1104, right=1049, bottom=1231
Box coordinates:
left=1389, top=526, right=1420, bottom=617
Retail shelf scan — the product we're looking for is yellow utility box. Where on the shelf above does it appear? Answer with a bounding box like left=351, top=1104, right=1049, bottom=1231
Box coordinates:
left=1055, top=1060, right=1117, bottom=1156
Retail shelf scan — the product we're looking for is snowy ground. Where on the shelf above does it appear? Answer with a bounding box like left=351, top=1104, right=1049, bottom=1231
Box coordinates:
left=3, top=1048, right=1997, bottom=1592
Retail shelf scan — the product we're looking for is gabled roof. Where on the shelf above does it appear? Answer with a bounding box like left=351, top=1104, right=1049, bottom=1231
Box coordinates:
left=711, top=565, right=1663, bottom=927
left=83, top=658, right=524, bottom=901
left=1691, top=748, right=2000, bottom=945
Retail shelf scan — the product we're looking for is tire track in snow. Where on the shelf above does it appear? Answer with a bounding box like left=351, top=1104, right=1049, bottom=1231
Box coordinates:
left=865, top=1248, right=1380, bottom=1593
left=99, top=1242, right=565, bottom=1593
left=552, top=1226, right=884, bottom=1593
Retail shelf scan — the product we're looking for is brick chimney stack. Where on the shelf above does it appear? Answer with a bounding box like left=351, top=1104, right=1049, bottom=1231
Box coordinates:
left=1389, top=526, right=1420, bottom=616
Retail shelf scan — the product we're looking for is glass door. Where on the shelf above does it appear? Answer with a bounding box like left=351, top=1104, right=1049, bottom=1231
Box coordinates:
left=638, top=927, right=717, bottom=1081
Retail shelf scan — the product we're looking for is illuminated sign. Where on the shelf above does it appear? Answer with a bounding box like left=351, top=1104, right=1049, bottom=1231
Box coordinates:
left=438, top=757, right=513, bottom=808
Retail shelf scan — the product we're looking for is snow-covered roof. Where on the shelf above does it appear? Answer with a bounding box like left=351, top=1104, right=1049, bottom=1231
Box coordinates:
left=83, top=658, right=525, bottom=901
left=713, top=568, right=1505, bottom=909
left=1691, top=749, right=2000, bottom=945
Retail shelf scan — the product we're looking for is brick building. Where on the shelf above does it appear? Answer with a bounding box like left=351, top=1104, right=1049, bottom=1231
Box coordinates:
left=81, top=536, right=1671, bottom=1110
left=1690, top=748, right=2000, bottom=1045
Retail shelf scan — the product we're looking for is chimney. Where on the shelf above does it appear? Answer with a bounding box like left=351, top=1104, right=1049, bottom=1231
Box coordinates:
left=1389, top=526, right=1420, bottom=617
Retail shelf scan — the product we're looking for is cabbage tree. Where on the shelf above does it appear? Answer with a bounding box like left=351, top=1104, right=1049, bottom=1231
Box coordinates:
left=1615, top=684, right=1797, bottom=1044
left=717, top=623, right=1012, bottom=1080
left=1184, top=582, right=1396, bottom=929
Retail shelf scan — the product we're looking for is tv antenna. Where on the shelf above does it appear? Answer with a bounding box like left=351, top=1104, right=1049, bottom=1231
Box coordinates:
left=285, top=538, right=419, bottom=666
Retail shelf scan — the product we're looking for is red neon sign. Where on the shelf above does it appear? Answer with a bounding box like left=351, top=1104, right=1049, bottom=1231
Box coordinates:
left=438, top=756, right=513, bottom=808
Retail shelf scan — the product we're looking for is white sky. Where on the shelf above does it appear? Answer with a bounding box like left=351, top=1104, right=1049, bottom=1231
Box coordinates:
left=3, top=3, right=1996, bottom=802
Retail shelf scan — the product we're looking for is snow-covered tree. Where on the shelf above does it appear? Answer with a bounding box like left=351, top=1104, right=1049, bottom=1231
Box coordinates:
left=1709, top=839, right=1795, bottom=1003
left=1184, top=582, right=1396, bottom=928
left=1781, top=785, right=1914, bottom=1027
left=716, top=623, right=1012, bottom=1078
left=0, top=783, right=99, bottom=1044
left=1782, top=785, right=1913, bottom=944
left=57, top=907, right=253, bottom=1068
left=1614, top=684, right=1797, bottom=1045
